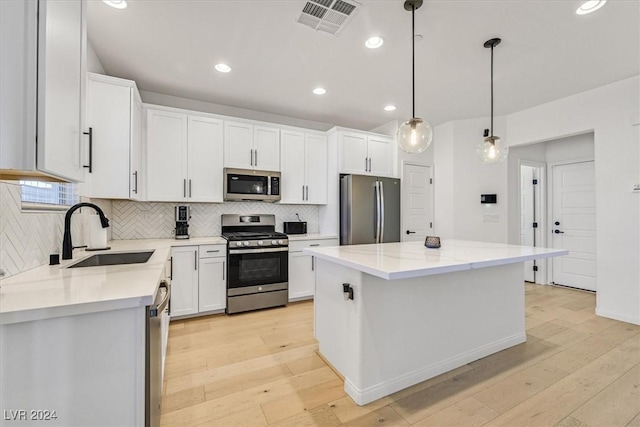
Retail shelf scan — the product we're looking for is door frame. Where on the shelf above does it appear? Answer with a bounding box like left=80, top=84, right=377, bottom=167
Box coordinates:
left=518, top=160, right=547, bottom=284
left=400, top=161, right=434, bottom=242
left=547, top=157, right=595, bottom=288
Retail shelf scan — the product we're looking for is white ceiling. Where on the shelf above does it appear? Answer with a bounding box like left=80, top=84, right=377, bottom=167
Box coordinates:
left=88, top=0, right=640, bottom=131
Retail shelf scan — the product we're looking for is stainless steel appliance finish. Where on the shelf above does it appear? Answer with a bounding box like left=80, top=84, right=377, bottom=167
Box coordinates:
left=224, top=168, right=281, bottom=202
left=340, top=174, right=401, bottom=245
left=67, top=250, right=154, bottom=268
left=146, top=279, right=170, bottom=427
left=221, top=214, right=288, bottom=314
left=174, top=205, right=190, bottom=239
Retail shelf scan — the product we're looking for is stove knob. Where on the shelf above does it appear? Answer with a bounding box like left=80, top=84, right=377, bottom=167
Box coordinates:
left=234, top=241, right=241, bottom=247
left=278, top=239, right=284, bottom=245
left=244, top=241, right=250, bottom=246
left=271, top=240, right=277, bottom=245
left=257, top=241, right=263, bottom=246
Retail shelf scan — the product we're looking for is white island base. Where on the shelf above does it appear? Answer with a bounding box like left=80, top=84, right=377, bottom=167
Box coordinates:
left=310, top=240, right=567, bottom=406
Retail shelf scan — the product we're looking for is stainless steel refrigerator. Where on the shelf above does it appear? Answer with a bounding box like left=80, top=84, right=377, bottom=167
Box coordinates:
left=340, top=174, right=401, bottom=245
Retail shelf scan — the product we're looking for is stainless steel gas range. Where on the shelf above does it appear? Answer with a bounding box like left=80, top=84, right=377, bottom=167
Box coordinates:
left=221, top=214, right=288, bottom=314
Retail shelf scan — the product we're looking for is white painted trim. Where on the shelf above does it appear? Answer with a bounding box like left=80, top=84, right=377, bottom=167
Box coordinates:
left=343, top=332, right=527, bottom=406
left=518, top=160, right=548, bottom=284
left=595, top=308, right=640, bottom=326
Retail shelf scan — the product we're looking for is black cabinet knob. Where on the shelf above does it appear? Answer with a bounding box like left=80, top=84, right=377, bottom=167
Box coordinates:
left=554, top=229, right=564, bottom=234
left=554, top=221, right=560, bottom=226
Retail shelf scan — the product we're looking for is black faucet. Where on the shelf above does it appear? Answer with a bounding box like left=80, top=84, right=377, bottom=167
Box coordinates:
left=62, top=203, right=110, bottom=260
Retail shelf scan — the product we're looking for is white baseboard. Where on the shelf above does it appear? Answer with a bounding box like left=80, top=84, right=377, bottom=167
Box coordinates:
left=596, top=308, right=640, bottom=326
left=344, top=332, right=527, bottom=406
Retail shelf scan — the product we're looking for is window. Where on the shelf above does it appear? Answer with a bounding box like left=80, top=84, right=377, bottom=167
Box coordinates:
left=20, top=180, right=79, bottom=208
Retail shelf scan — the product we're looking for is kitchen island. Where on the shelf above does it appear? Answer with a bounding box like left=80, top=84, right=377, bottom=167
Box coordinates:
left=305, top=239, right=568, bottom=405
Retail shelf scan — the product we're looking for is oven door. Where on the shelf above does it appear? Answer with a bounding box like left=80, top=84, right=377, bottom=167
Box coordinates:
left=227, top=247, right=288, bottom=293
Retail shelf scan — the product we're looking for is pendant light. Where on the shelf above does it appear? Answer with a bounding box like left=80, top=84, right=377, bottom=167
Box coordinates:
left=476, top=38, right=508, bottom=164
left=397, top=0, right=433, bottom=154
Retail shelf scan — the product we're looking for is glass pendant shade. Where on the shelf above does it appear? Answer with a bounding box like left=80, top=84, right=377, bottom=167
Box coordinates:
left=476, top=136, right=508, bottom=164
left=397, top=118, right=432, bottom=154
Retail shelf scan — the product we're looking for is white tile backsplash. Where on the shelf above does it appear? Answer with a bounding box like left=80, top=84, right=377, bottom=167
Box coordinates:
left=0, top=182, right=82, bottom=278
left=111, top=200, right=318, bottom=239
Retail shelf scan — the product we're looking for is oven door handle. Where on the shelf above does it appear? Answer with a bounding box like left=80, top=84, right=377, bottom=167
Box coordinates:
left=229, top=247, right=288, bottom=254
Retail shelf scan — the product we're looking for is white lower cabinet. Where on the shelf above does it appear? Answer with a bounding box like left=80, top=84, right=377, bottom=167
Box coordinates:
left=171, top=244, right=226, bottom=319
left=198, top=245, right=226, bottom=312
left=288, top=238, right=339, bottom=301
left=170, top=246, right=199, bottom=317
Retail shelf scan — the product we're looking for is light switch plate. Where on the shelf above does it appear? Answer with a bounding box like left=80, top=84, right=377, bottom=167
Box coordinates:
left=632, top=183, right=640, bottom=193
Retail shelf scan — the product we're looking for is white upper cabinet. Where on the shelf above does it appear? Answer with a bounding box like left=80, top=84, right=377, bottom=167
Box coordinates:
left=146, top=106, right=223, bottom=203
left=187, top=116, right=224, bottom=203
left=86, top=73, right=141, bottom=199
left=280, top=130, right=328, bottom=204
left=0, top=0, right=85, bottom=181
left=224, top=121, right=280, bottom=171
left=338, top=130, right=395, bottom=177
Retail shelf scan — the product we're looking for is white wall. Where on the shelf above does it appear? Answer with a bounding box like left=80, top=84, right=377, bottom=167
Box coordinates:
left=433, top=122, right=455, bottom=238
left=544, top=133, right=594, bottom=163
left=507, top=76, right=640, bottom=325
left=87, top=42, right=105, bottom=74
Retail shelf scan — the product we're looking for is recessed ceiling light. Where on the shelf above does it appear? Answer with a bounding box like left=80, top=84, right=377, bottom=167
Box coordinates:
left=102, top=0, right=127, bottom=9
left=313, top=87, right=327, bottom=95
left=576, top=0, right=607, bottom=15
left=384, top=105, right=397, bottom=111
left=365, top=36, right=384, bottom=49
left=214, top=63, right=232, bottom=73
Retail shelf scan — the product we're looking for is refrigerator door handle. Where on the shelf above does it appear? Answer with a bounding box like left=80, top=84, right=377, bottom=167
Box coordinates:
left=379, top=180, right=385, bottom=242
left=374, top=181, right=379, bottom=241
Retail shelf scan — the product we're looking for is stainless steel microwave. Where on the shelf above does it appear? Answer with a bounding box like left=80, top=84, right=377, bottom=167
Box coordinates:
left=224, top=168, right=281, bottom=202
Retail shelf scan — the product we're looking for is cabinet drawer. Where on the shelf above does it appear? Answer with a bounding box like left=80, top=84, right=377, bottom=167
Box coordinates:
left=199, top=244, right=226, bottom=258
left=289, top=239, right=339, bottom=253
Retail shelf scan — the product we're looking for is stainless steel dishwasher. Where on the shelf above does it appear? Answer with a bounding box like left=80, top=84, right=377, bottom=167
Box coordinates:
left=146, top=279, right=170, bottom=427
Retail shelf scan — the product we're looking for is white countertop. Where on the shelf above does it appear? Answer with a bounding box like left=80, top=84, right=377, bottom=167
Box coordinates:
left=0, top=237, right=226, bottom=325
left=304, top=239, right=568, bottom=280
left=287, top=234, right=339, bottom=241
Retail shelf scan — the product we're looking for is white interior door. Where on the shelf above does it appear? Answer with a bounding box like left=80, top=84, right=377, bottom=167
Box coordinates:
left=521, top=165, right=535, bottom=282
left=551, top=161, right=596, bottom=291
left=402, top=163, right=433, bottom=242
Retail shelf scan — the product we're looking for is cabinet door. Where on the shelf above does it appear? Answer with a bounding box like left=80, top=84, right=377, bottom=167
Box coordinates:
left=130, top=90, right=143, bottom=200
left=146, top=109, right=188, bottom=201
left=224, top=121, right=253, bottom=169
left=254, top=125, right=280, bottom=171
left=339, top=132, right=367, bottom=174
left=198, top=257, right=226, bottom=312
left=188, top=116, right=223, bottom=202
left=37, top=0, right=84, bottom=181
left=86, top=78, right=131, bottom=199
left=280, top=130, right=306, bottom=204
left=367, top=135, right=394, bottom=177
left=289, top=252, right=315, bottom=301
left=170, top=247, right=199, bottom=317
left=304, top=134, right=328, bottom=204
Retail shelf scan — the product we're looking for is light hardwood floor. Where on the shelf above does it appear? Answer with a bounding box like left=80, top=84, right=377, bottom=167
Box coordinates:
left=161, top=283, right=640, bottom=427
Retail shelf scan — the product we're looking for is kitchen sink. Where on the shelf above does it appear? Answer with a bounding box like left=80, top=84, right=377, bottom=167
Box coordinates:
left=67, top=251, right=155, bottom=268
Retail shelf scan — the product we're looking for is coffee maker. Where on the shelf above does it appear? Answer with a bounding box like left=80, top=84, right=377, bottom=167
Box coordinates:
left=174, top=205, right=191, bottom=239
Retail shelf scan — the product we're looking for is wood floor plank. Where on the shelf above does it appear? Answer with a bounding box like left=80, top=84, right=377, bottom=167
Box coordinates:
left=159, top=284, right=639, bottom=427
left=570, top=363, right=640, bottom=426
left=411, top=396, right=500, bottom=427
left=483, top=335, right=640, bottom=426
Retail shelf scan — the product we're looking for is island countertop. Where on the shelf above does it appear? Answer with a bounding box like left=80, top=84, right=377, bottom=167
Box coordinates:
left=304, top=239, right=568, bottom=280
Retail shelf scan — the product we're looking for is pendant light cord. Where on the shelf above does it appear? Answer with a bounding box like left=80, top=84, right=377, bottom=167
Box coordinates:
left=490, top=43, right=494, bottom=137
left=412, top=4, right=415, bottom=118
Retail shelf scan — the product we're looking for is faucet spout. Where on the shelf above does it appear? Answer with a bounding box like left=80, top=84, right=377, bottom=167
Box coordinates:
left=62, top=203, right=110, bottom=260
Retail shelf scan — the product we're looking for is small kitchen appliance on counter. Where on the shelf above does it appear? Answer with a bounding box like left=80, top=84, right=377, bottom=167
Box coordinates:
left=174, top=205, right=191, bottom=239
left=221, top=214, right=288, bottom=314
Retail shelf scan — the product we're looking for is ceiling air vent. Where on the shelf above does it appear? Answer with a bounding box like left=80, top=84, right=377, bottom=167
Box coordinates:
left=296, top=0, right=361, bottom=36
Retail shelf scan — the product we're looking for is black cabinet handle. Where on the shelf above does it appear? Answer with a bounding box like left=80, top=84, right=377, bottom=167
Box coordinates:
left=83, top=127, right=93, bottom=173
left=406, top=230, right=416, bottom=234
left=554, top=229, right=564, bottom=234
left=132, top=171, right=138, bottom=194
